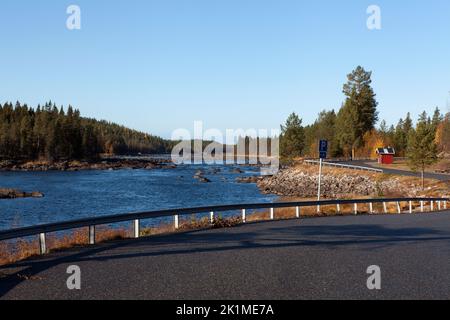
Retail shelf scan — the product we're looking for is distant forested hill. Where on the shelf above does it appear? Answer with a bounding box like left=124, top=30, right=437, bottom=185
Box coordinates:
left=0, top=101, right=174, bottom=161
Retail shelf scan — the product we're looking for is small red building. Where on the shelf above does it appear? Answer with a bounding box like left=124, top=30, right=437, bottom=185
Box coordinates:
left=376, top=147, right=396, bottom=165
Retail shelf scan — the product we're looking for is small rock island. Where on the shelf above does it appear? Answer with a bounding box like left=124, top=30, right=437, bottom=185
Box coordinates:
left=0, top=188, right=44, bottom=199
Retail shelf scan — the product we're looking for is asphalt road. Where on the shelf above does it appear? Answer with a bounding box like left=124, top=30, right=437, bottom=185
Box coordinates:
left=346, top=160, right=450, bottom=182
left=1, top=211, right=450, bottom=300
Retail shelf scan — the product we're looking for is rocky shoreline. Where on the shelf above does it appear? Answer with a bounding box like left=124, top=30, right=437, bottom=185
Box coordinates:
left=0, top=158, right=176, bottom=172
left=0, top=188, right=44, bottom=199
left=257, top=167, right=401, bottom=198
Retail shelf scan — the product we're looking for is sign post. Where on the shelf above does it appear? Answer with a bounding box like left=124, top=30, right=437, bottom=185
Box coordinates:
left=317, top=140, right=328, bottom=213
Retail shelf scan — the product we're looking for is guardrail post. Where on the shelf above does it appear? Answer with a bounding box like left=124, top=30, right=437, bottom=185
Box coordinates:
left=134, top=219, right=140, bottom=238
left=383, top=202, right=388, bottom=214
left=354, top=203, right=358, bottom=215
left=296, top=206, right=300, bottom=218
left=242, top=209, right=246, bottom=223
left=431, top=201, right=434, bottom=211
left=445, top=200, right=447, bottom=210
left=421, top=201, right=424, bottom=212
left=174, top=215, right=179, bottom=229
left=270, top=208, right=274, bottom=220
left=396, top=202, right=401, bottom=214
left=336, top=203, right=341, bottom=214
left=89, top=226, right=96, bottom=245
left=369, top=203, right=373, bottom=214
left=210, top=212, right=215, bottom=224
left=438, top=201, right=441, bottom=211
left=39, top=233, right=46, bottom=255
left=409, top=201, right=413, bottom=214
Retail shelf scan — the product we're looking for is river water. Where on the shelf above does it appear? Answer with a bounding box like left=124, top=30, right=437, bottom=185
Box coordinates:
left=0, top=165, right=276, bottom=231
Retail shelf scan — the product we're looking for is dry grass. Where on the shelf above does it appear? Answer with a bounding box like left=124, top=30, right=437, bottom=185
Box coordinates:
left=0, top=239, right=39, bottom=267
left=141, top=222, right=176, bottom=236
left=435, top=158, right=450, bottom=173
left=0, top=227, right=128, bottom=267
left=139, top=216, right=239, bottom=236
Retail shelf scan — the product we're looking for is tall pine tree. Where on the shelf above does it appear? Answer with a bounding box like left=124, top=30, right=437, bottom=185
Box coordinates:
left=280, top=112, right=305, bottom=159
left=407, top=111, right=438, bottom=189
left=336, top=66, right=379, bottom=158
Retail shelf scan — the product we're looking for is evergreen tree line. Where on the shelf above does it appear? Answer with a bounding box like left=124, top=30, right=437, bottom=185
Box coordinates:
left=378, top=108, right=443, bottom=157
left=280, top=66, right=450, bottom=161
left=0, top=101, right=174, bottom=161
left=281, top=66, right=379, bottom=159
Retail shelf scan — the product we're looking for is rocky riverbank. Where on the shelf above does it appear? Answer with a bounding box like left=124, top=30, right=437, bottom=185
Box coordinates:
left=257, top=166, right=401, bottom=198
left=0, top=188, right=44, bottom=199
left=0, top=158, right=176, bottom=172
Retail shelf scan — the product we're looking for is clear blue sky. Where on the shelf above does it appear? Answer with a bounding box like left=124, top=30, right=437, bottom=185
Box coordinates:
left=1, top=0, right=449, bottom=138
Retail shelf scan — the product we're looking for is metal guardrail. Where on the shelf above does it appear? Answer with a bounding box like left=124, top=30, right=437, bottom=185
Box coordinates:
left=0, top=197, right=448, bottom=255
left=305, top=160, right=383, bottom=173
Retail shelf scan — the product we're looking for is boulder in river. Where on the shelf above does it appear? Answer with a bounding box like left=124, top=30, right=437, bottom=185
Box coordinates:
left=194, top=170, right=204, bottom=177
left=236, top=176, right=262, bottom=184
left=197, top=177, right=212, bottom=183
left=0, top=188, right=44, bottom=199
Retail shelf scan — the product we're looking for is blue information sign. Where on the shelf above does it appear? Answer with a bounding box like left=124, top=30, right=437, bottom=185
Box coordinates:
left=319, top=140, right=328, bottom=159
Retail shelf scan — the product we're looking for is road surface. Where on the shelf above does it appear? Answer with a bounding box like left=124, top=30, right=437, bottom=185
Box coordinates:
left=346, top=160, right=450, bottom=182
left=1, top=211, right=450, bottom=300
